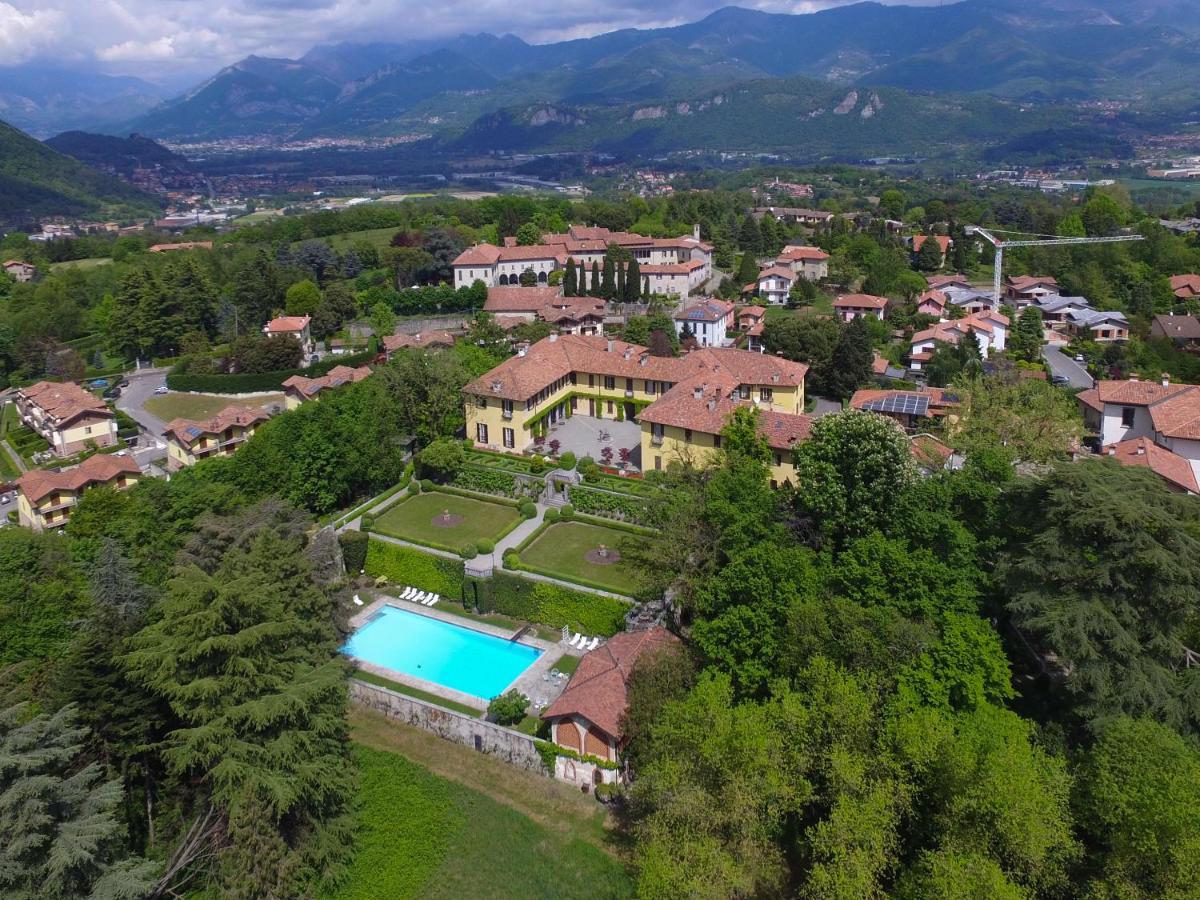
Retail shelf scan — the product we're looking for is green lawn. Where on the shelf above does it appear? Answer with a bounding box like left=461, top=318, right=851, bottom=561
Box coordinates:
left=314, top=226, right=401, bottom=252
left=333, top=714, right=630, bottom=899
left=143, top=392, right=285, bottom=421
left=373, top=492, right=521, bottom=550
left=50, top=257, right=113, bottom=272
left=519, top=522, right=643, bottom=594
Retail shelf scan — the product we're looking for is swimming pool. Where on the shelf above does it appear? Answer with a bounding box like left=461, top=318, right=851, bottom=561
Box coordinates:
left=343, top=605, right=542, bottom=701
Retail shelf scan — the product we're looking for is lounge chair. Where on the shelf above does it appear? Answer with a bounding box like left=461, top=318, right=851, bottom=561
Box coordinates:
left=425, top=594, right=439, bottom=606
left=566, top=633, right=580, bottom=648
left=400, top=586, right=415, bottom=600
left=412, top=591, right=427, bottom=604
left=352, top=594, right=363, bottom=607
left=587, top=636, right=600, bottom=651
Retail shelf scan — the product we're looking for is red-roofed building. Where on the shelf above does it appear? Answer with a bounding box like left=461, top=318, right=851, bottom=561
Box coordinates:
left=163, top=405, right=270, bottom=469
left=775, top=244, right=829, bottom=280
left=833, top=293, right=888, bottom=322
left=673, top=298, right=734, bottom=347
left=850, top=387, right=960, bottom=430
left=17, top=453, right=140, bottom=530
left=1103, top=437, right=1198, bottom=493
left=282, top=365, right=372, bottom=409
left=1170, top=274, right=1200, bottom=300
left=917, top=289, right=948, bottom=317
left=542, top=627, right=681, bottom=787
left=15, top=380, right=118, bottom=457
left=1004, top=275, right=1059, bottom=304
left=754, top=266, right=795, bottom=305
left=909, top=310, right=1010, bottom=369
left=927, top=274, right=971, bottom=291
left=381, top=331, right=457, bottom=358
left=263, top=315, right=313, bottom=356
left=911, top=234, right=952, bottom=266
left=3, top=260, right=35, bottom=282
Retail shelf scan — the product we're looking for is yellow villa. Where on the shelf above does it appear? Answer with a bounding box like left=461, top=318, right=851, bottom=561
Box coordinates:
left=462, top=333, right=811, bottom=485
left=162, top=405, right=270, bottom=469
left=14, top=380, right=119, bottom=457
left=17, top=453, right=141, bottom=530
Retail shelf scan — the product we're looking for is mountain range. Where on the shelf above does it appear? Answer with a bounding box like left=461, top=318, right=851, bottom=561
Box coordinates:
left=0, top=67, right=168, bottom=139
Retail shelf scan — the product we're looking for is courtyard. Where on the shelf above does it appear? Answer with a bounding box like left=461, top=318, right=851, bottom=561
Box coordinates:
left=545, top=414, right=643, bottom=471
left=373, top=492, right=522, bottom=551
left=519, top=521, right=644, bottom=595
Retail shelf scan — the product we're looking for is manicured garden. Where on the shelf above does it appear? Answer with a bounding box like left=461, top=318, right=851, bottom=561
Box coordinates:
left=518, top=521, right=644, bottom=595
left=333, top=720, right=630, bottom=899
left=371, top=491, right=522, bottom=552
left=143, top=391, right=285, bottom=421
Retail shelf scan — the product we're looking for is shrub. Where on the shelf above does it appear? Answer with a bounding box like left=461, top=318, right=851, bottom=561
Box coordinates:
left=482, top=571, right=628, bottom=636
left=476, top=538, right=495, bottom=554
left=364, top=540, right=463, bottom=596
left=415, top=438, right=466, bottom=483
left=578, top=456, right=595, bottom=469
left=421, top=479, right=434, bottom=492
left=461, top=438, right=474, bottom=450
left=543, top=508, right=559, bottom=523
left=560, top=504, right=575, bottom=520
left=569, top=485, right=650, bottom=525
left=339, top=531, right=369, bottom=573
left=559, top=451, right=577, bottom=470
left=452, top=466, right=518, bottom=498
left=460, top=544, right=477, bottom=560
left=502, top=549, right=519, bottom=568
left=409, top=481, right=421, bottom=494
left=361, top=515, right=375, bottom=532
left=487, top=689, right=529, bottom=726
left=519, top=501, right=537, bottom=519
left=528, top=455, right=548, bottom=475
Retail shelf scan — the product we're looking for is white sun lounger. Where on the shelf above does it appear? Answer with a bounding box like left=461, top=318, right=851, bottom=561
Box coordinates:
left=587, top=636, right=599, bottom=650
left=423, top=594, right=438, bottom=606
left=352, top=594, right=363, bottom=607
left=568, top=633, right=583, bottom=648
left=400, top=586, right=415, bottom=600
left=412, top=591, right=427, bottom=603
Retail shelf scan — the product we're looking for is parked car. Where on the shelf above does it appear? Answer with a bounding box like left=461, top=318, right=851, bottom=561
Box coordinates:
left=1051, top=374, right=1070, bottom=385
left=117, top=379, right=130, bottom=388
left=103, top=386, right=121, bottom=400
left=154, top=384, right=169, bottom=395
left=88, top=378, right=108, bottom=389
left=1074, top=354, right=1085, bottom=363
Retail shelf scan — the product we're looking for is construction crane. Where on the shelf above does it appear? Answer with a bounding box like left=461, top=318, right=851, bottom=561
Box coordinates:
left=965, top=226, right=1144, bottom=302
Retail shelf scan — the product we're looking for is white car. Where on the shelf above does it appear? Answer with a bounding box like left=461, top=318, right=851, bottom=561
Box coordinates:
left=154, top=385, right=169, bottom=395
left=1074, top=354, right=1085, bottom=363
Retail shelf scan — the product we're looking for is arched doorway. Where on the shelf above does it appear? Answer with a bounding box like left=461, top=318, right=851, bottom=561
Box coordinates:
left=498, top=274, right=509, bottom=285
left=537, top=271, right=548, bottom=284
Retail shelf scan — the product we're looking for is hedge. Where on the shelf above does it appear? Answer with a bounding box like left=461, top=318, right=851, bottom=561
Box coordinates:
left=364, top=539, right=464, bottom=597
left=480, top=570, right=628, bottom=636
left=451, top=465, right=518, bottom=498
left=166, top=350, right=375, bottom=393
left=339, top=531, right=369, bottom=573
left=568, top=484, right=652, bottom=525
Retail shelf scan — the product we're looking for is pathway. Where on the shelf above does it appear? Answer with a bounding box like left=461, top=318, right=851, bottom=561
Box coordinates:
left=115, top=366, right=170, bottom=438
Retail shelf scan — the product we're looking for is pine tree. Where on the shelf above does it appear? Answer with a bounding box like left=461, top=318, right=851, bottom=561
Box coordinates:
left=601, top=255, right=616, bottom=299
left=737, top=249, right=760, bottom=287
left=759, top=215, right=780, bottom=257
left=564, top=258, right=577, bottom=297
left=739, top=213, right=762, bottom=255
left=825, top=317, right=874, bottom=400
left=590, top=261, right=601, bottom=297
left=916, top=236, right=945, bottom=272
left=125, top=519, right=354, bottom=898
left=1011, top=306, right=1044, bottom=363
left=626, top=258, right=643, bottom=302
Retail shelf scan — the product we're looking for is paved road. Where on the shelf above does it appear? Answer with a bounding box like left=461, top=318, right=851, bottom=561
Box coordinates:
left=1043, top=345, right=1093, bottom=390
left=115, top=367, right=170, bottom=438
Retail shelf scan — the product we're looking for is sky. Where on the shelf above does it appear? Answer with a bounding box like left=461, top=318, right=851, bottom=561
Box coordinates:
left=0, top=0, right=943, bottom=85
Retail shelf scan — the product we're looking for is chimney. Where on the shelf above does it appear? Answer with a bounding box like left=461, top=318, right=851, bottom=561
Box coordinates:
left=1162, top=372, right=1170, bottom=387
left=693, top=386, right=703, bottom=399
left=548, top=333, right=558, bottom=342
left=624, top=348, right=633, bottom=360
left=491, top=380, right=502, bottom=393
left=693, top=223, right=700, bottom=241
left=607, top=339, right=614, bottom=353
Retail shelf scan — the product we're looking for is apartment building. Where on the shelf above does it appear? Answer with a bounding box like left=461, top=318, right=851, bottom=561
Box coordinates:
left=462, top=333, right=810, bottom=485
left=17, top=453, right=141, bottom=530
left=775, top=245, right=829, bottom=281
left=15, top=381, right=118, bottom=457
left=163, top=405, right=270, bottom=469
left=673, top=298, right=734, bottom=347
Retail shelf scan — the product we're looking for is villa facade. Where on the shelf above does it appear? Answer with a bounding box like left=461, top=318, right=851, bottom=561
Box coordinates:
left=17, top=453, right=140, bottom=530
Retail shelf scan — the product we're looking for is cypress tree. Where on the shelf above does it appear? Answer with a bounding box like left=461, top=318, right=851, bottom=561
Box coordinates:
left=601, top=256, right=616, bottom=299
left=616, top=260, right=626, bottom=303
left=590, top=261, right=601, bottom=297
left=564, top=258, right=577, bottom=297
left=626, top=258, right=643, bottom=302
left=737, top=249, right=760, bottom=287
left=739, top=213, right=762, bottom=254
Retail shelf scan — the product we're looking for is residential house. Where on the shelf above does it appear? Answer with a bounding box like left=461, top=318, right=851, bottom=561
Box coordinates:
left=753, top=207, right=834, bottom=226
left=538, top=297, right=606, bottom=335
left=1035, top=294, right=1093, bottom=330
left=17, top=453, right=140, bottom=530
left=1004, top=275, right=1060, bottom=305
left=1102, top=437, right=1198, bottom=493
left=917, top=290, right=948, bottom=317
left=753, top=266, right=795, bottom=305
left=15, top=381, right=118, bottom=457
left=281, top=365, right=372, bottom=409
left=542, top=627, right=681, bottom=788
left=832, top=293, right=888, bottom=322
left=163, top=405, right=269, bottom=469
left=1150, top=313, right=1200, bottom=350
left=483, top=286, right=567, bottom=321
left=1066, top=308, right=1129, bottom=343
left=263, top=315, right=314, bottom=356
left=673, top=298, right=734, bottom=347
left=639, top=259, right=707, bottom=300
left=738, top=305, right=766, bottom=331
left=775, top=245, right=829, bottom=281
left=940, top=285, right=997, bottom=315
left=850, top=387, right=960, bottom=430
left=909, top=434, right=961, bottom=475
left=382, top=330, right=457, bottom=359
left=1170, top=274, right=1200, bottom=301
left=462, top=333, right=808, bottom=485
left=911, top=235, right=952, bottom=266
left=2, top=260, right=35, bottom=282
left=908, top=311, right=1009, bottom=370
left=926, top=274, right=971, bottom=291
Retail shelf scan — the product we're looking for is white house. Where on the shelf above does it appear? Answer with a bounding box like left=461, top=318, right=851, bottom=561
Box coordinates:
left=832, top=294, right=888, bottom=322
left=909, top=310, right=1009, bottom=371
left=673, top=298, right=734, bottom=347
left=753, top=266, right=795, bottom=305
left=262, top=315, right=314, bottom=356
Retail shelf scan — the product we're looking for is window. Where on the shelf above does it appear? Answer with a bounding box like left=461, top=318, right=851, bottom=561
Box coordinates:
left=759, top=387, right=773, bottom=402
left=684, top=429, right=693, bottom=443
left=501, top=399, right=513, bottom=419
left=713, top=434, right=721, bottom=449
left=738, top=385, right=750, bottom=400
left=774, top=452, right=782, bottom=466
left=477, top=396, right=487, bottom=408
left=606, top=400, right=614, bottom=415
left=476, top=423, right=488, bottom=444
left=588, top=374, right=595, bottom=388
left=646, top=380, right=657, bottom=395
left=604, top=376, right=615, bottom=390
left=1121, top=407, right=1136, bottom=428
left=84, top=426, right=92, bottom=435
left=503, top=427, right=514, bottom=448
left=655, top=455, right=662, bottom=470
left=651, top=423, right=664, bottom=445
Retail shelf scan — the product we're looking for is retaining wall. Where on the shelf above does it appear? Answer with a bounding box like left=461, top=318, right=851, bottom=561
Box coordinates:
left=349, top=679, right=546, bottom=774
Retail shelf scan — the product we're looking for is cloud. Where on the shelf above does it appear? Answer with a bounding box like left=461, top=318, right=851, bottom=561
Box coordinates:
left=0, top=2, right=65, bottom=65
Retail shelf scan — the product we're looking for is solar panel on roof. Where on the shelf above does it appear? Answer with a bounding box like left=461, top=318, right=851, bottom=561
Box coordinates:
left=184, top=426, right=203, bottom=437
left=941, top=392, right=959, bottom=403
left=863, top=394, right=930, bottom=416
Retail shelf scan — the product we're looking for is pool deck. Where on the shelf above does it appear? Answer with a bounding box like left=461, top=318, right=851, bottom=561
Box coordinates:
left=348, top=593, right=575, bottom=713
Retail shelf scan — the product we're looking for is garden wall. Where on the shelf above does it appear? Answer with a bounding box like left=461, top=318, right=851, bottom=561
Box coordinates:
left=349, top=679, right=545, bottom=774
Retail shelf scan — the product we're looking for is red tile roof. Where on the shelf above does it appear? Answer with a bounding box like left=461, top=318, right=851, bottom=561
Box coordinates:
left=1006, top=275, right=1059, bottom=292
left=17, top=453, right=140, bottom=504
left=542, top=627, right=681, bottom=737
left=872, top=353, right=889, bottom=375
left=1094, top=379, right=1192, bottom=407
left=1104, top=437, right=1199, bottom=493
left=1170, top=274, right=1200, bottom=297
left=910, top=434, right=954, bottom=469
left=163, top=405, right=269, bottom=448
left=1146, top=386, right=1200, bottom=440
left=927, top=274, right=971, bottom=289
left=18, top=380, right=112, bottom=426
left=673, top=298, right=733, bottom=323
left=777, top=245, right=829, bottom=262
left=1076, top=388, right=1103, bottom=414
left=758, top=410, right=813, bottom=450
left=484, top=286, right=563, bottom=313
left=264, top=315, right=310, bottom=334
left=382, top=331, right=456, bottom=352
left=453, top=244, right=503, bottom=266
left=834, top=293, right=888, bottom=309
left=282, top=365, right=372, bottom=398
left=739, top=305, right=766, bottom=320
left=850, top=387, right=958, bottom=416
left=641, top=260, right=705, bottom=275
left=756, top=266, right=795, bottom=282
left=912, top=235, right=951, bottom=254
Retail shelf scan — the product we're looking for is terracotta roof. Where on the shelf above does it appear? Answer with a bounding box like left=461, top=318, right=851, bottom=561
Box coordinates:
left=756, top=266, right=795, bottom=283
left=1169, top=274, right=1200, bottom=297
left=641, top=260, right=704, bottom=275
left=911, top=310, right=1008, bottom=346
left=872, top=353, right=889, bottom=375
left=927, top=274, right=970, bottom=289
left=1076, top=388, right=1103, bottom=414
left=1104, top=437, right=1199, bottom=493
left=484, top=286, right=563, bottom=312
left=850, top=387, right=958, bottom=416
left=264, top=315, right=310, bottom=334
left=777, top=245, right=829, bottom=262
left=758, top=410, right=813, bottom=450
left=17, top=453, right=139, bottom=504
left=1094, top=379, right=1192, bottom=407
left=453, top=244, right=503, bottom=266
left=18, top=380, right=112, bottom=426
left=1151, top=314, right=1200, bottom=340
left=1007, top=275, right=1059, bottom=291
left=496, top=244, right=569, bottom=262
left=163, top=404, right=269, bottom=448
left=542, top=627, right=681, bottom=737
left=1146, top=386, right=1200, bottom=440
left=673, top=298, right=733, bottom=323
left=538, top=297, right=605, bottom=324
left=282, top=365, right=371, bottom=398
left=917, top=289, right=948, bottom=308
left=739, top=305, right=766, bottom=320
left=910, top=434, right=954, bottom=469
left=382, top=331, right=456, bottom=351
left=834, top=293, right=888, bottom=309
left=912, top=235, right=951, bottom=253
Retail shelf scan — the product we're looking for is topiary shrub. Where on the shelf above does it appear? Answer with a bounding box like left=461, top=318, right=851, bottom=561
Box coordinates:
left=502, top=548, right=519, bottom=569
left=559, top=451, right=577, bottom=470
left=519, top=501, right=537, bottom=519
left=543, top=507, right=559, bottom=523
left=409, top=481, right=421, bottom=494
left=460, top=544, right=477, bottom=560
left=487, top=689, right=529, bottom=726
left=528, top=455, right=547, bottom=474
left=462, top=438, right=475, bottom=450
left=560, top=504, right=575, bottom=520
left=476, top=538, right=495, bottom=554
left=338, top=530, right=369, bottom=573
left=421, top=479, right=434, bottom=492
left=360, top=515, right=375, bottom=531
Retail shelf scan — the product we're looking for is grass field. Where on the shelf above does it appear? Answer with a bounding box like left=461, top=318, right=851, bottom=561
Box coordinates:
left=50, top=257, right=113, bottom=271
left=331, top=709, right=630, bottom=900
left=142, top=392, right=285, bottom=422
left=373, top=492, right=521, bottom=549
left=519, top=522, right=643, bottom=594
left=1120, top=177, right=1200, bottom=201
left=315, top=227, right=400, bottom=252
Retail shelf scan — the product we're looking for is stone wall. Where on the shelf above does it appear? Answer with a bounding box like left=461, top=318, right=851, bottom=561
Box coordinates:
left=349, top=679, right=546, bottom=774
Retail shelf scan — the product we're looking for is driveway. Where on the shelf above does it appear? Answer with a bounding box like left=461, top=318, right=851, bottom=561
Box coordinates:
left=115, top=367, right=171, bottom=438
left=1042, top=346, right=1093, bottom=390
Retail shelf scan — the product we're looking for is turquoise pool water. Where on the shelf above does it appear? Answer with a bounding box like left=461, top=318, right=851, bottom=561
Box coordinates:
left=344, top=605, right=542, bottom=700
